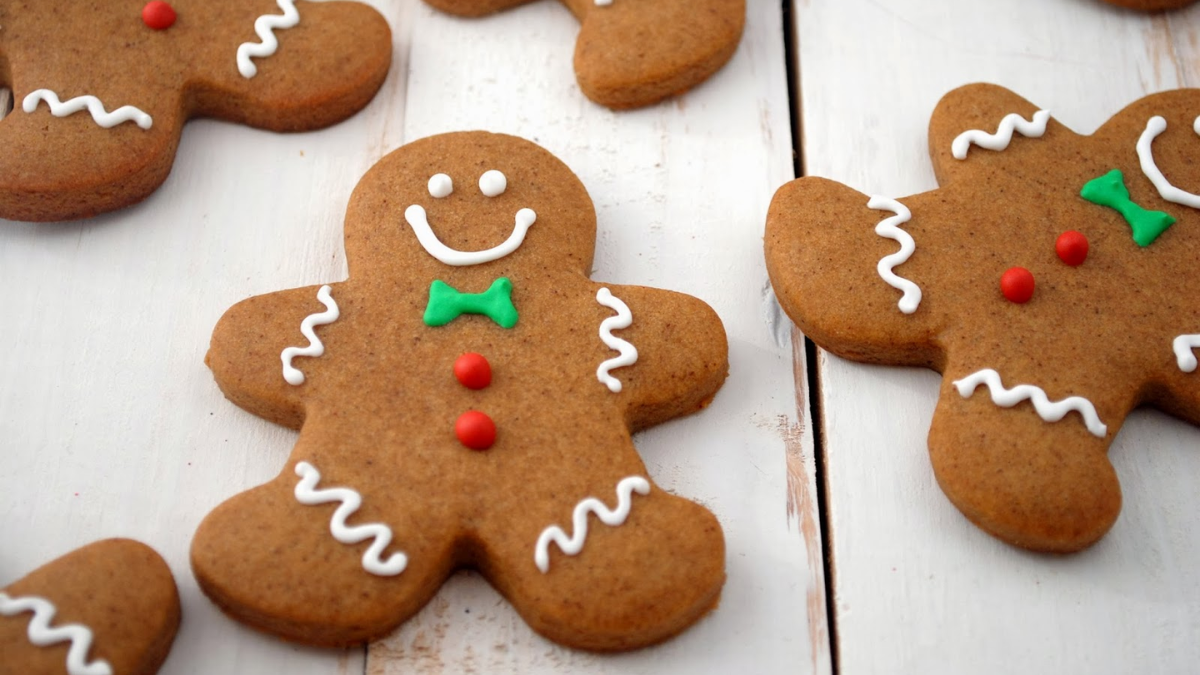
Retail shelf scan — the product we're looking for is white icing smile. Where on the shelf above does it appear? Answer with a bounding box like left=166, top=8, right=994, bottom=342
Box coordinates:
left=404, top=204, right=536, bottom=266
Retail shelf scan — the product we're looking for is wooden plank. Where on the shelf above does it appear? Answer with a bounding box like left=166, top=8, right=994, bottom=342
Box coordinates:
left=0, top=88, right=10, bottom=119
left=365, top=1, right=829, bottom=673
left=793, top=0, right=1200, bottom=673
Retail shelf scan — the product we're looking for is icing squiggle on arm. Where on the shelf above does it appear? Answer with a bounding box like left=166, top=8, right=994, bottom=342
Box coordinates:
left=952, top=368, right=1107, bottom=438
left=868, top=196, right=922, bottom=314
left=22, top=90, right=152, bottom=130
left=0, top=593, right=112, bottom=675
left=534, top=476, right=650, bottom=573
left=294, top=461, right=407, bottom=576
left=1173, top=335, right=1200, bottom=373
left=237, top=0, right=300, bottom=79
left=1136, top=116, right=1200, bottom=210
left=951, top=110, right=1050, bottom=160
left=595, top=288, right=638, bottom=393
left=281, top=285, right=340, bottom=385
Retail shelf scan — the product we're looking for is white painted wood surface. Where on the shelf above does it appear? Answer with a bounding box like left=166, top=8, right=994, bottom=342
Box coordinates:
left=0, top=2, right=825, bottom=674
left=794, top=0, right=1200, bottom=673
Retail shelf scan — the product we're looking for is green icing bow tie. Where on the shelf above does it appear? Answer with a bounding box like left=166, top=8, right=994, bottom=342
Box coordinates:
left=1081, top=169, right=1176, bottom=247
left=423, top=277, right=518, bottom=329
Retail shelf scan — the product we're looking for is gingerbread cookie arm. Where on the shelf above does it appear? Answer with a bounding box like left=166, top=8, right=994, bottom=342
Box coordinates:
left=207, top=284, right=342, bottom=429
left=766, top=177, right=944, bottom=368
left=1, top=539, right=180, bottom=675
left=588, top=284, right=729, bottom=432
left=184, top=1, right=391, bottom=132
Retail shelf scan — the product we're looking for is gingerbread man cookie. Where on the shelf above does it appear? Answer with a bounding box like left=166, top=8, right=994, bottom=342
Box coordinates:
left=193, top=131, right=729, bottom=650
left=0, top=0, right=392, bottom=222
left=1, top=539, right=180, bottom=675
left=421, top=0, right=744, bottom=109
left=1099, top=0, right=1196, bottom=10
left=766, top=84, right=1200, bottom=553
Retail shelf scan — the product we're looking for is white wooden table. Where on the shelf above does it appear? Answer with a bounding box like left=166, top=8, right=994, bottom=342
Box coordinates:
left=1, top=1, right=1197, bottom=673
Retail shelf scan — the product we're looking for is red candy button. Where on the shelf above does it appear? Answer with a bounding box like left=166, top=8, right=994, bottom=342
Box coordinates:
left=455, top=411, right=496, bottom=450
left=1001, top=267, right=1035, bottom=304
left=1055, top=231, right=1089, bottom=267
left=142, top=1, right=177, bottom=30
left=454, top=352, right=492, bottom=390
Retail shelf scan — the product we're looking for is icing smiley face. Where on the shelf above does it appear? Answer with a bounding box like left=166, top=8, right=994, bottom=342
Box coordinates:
left=0, top=0, right=392, bottom=222
left=766, top=83, right=1200, bottom=554
left=195, top=131, right=730, bottom=651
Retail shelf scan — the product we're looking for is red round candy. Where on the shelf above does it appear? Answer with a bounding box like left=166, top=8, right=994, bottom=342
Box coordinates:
left=142, top=1, right=177, bottom=30
left=1055, top=230, right=1089, bottom=267
left=453, top=353, right=492, bottom=390
left=1000, top=267, right=1035, bottom=304
left=455, top=411, right=496, bottom=450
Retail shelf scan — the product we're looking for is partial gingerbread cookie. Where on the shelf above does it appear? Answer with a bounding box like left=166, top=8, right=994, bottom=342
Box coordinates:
left=1, top=539, right=180, bottom=675
left=422, top=0, right=743, bottom=109
left=766, top=83, right=1200, bottom=553
left=193, top=131, right=729, bottom=650
left=0, top=0, right=392, bottom=222
left=1100, top=0, right=1196, bottom=10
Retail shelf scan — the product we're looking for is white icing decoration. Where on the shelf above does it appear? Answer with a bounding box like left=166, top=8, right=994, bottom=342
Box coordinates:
left=595, top=288, right=638, bottom=393
left=479, top=170, right=507, bottom=197
left=951, top=110, right=1050, bottom=160
left=293, top=461, right=407, bottom=576
left=237, top=0, right=300, bottom=79
left=867, top=196, right=922, bottom=315
left=1194, top=115, right=1200, bottom=136
left=404, top=204, right=536, bottom=266
left=952, top=368, right=1107, bottom=438
left=534, top=476, right=650, bottom=573
left=0, top=593, right=112, bottom=675
left=595, top=0, right=613, bottom=5
left=22, top=90, right=151, bottom=130
left=428, top=174, right=453, bottom=199
left=1173, top=335, right=1200, bottom=373
left=1136, top=116, right=1200, bottom=210
left=280, top=285, right=340, bottom=386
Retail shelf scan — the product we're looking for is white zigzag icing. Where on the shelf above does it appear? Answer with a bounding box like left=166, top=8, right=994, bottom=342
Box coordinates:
left=294, top=461, right=407, bottom=576
left=534, top=476, right=650, bottom=573
left=22, top=90, right=152, bottom=129
left=951, top=110, right=1050, bottom=160
left=0, top=593, right=113, bottom=675
left=867, top=196, right=922, bottom=315
left=595, top=288, right=638, bottom=393
left=280, top=285, right=339, bottom=386
left=1136, top=116, right=1200, bottom=210
left=1173, top=335, right=1200, bottom=373
left=952, top=368, right=1107, bottom=438
left=237, top=0, right=300, bottom=78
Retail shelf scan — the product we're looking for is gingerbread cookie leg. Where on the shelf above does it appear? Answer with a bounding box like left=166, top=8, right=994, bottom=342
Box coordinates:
left=481, top=471, right=725, bottom=651
left=192, top=439, right=460, bottom=646
left=1, top=539, right=180, bottom=675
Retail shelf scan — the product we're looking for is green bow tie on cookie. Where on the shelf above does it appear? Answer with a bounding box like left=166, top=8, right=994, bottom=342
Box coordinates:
left=424, top=277, right=519, bottom=329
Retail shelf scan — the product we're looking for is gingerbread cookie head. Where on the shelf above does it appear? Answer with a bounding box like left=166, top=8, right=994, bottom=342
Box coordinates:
left=1, top=539, right=180, bottom=675
left=420, top=0, right=744, bottom=109
left=766, top=83, right=1200, bottom=552
left=0, top=0, right=392, bottom=222
left=194, top=131, right=729, bottom=650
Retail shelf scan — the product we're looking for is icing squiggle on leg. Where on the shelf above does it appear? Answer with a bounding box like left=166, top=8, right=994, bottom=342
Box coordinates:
left=868, top=196, right=922, bottom=315
left=1173, top=334, right=1200, bottom=373
left=952, top=368, right=1107, bottom=438
left=237, top=0, right=300, bottom=79
left=22, top=90, right=152, bottom=130
left=280, top=285, right=340, bottom=386
left=534, top=476, right=650, bottom=573
left=595, top=288, right=638, bottom=393
left=293, top=461, right=407, bottom=576
left=1136, top=116, right=1200, bottom=210
left=0, top=593, right=112, bottom=675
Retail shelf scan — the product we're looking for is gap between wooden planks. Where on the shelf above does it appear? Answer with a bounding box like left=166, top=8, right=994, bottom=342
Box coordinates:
left=1, top=88, right=10, bottom=119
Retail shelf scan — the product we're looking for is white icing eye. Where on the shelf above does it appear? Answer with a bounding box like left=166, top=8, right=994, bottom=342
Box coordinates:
left=479, top=170, right=507, bottom=198
left=428, top=174, right=453, bottom=199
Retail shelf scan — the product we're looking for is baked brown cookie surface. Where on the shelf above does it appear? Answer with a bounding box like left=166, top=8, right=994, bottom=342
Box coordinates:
left=1100, top=0, right=1196, bottom=10
left=421, top=0, right=744, bottom=109
left=1, top=539, right=180, bottom=675
left=766, top=84, right=1200, bottom=553
left=0, top=0, right=392, bottom=222
left=193, top=131, right=729, bottom=650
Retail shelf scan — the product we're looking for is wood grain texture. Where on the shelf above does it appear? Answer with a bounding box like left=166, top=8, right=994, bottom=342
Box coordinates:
left=0, top=1, right=825, bottom=673
left=793, top=0, right=1200, bottom=672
